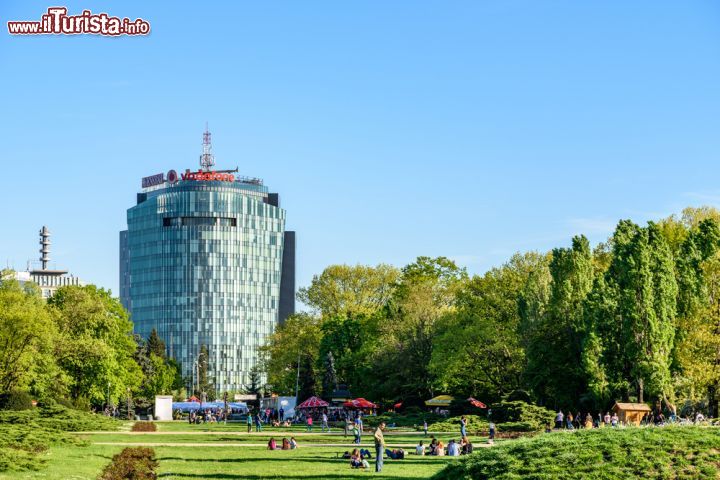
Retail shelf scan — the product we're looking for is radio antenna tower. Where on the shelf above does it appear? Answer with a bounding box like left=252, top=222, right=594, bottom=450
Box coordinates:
left=39, top=226, right=51, bottom=270
left=200, top=122, right=215, bottom=171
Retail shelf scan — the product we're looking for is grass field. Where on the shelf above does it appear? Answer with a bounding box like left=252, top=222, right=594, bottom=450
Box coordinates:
left=0, top=444, right=452, bottom=480
left=0, top=421, right=473, bottom=480
left=7, top=420, right=714, bottom=479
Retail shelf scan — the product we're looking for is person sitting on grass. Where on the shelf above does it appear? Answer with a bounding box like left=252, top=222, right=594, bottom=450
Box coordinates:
left=267, top=438, right=277, bottom=450
left=447, top=439, right=459, bottom=457
left=385, top=448, right=405, bottom=460
left=416, top=441, right=425, bottom=456
left=273, top=419, right=281, bottom=427
left=434, top=440, right=445, bottom=456
left=282, top=438, right=290, bottom=450
left=428, top=436, right=438, bottom=455
left=350, top=449, right=363, bottom=468
left=460, top=437, right=473, bottom=455
left=290, top=437, right=298, bottom=449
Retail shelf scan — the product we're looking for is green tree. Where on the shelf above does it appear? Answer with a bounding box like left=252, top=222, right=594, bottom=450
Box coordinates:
left=259, top=313, right=322, bottom=396
left=49, top=285, right=142, bottom=405
left=373, top=257, right=466, bottom=403
left=594, top=221, right=678, bottom=403
left=147, top=328, right=166, bottom=358
left=298, top=264, right=400, bottom=318
left=431, top=252, right=548, bottom=402
left=134, top=334, right=177, bottom=400
left=0, top=278, right=62, bottom=398
left=523, top=236, right=594, bottom=409
left=195, top=344, right=214, bottom=398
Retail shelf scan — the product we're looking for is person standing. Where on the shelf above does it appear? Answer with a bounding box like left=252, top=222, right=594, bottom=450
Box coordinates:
left=374, top=422, right=386, bottom=473
left=322, top=411, right=329, bottom=433
left=460, top=416, right=467, bottom=438
left=423, top=419, right=428, bottom=437
left=255, top=412, right=263, bottom=432
left=356, top=416, right=363, bottom=443
left=246, top=412, right=253, bottom=433
left=307, top=415, right=313, bottom=432
left=555, top=410, right=564, bottom=429
left=279, top=407, right=284, bottom=421
left=488, top=422, right=496, bottom=444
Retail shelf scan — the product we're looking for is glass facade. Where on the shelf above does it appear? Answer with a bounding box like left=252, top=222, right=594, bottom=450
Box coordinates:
left=121, top=178, right=288, bottom=392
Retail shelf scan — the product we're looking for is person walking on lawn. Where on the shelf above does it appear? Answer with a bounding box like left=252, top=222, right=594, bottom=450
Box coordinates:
left=322, top=411, right=329, bottom=433
left=374, top=422, right=386, bottom=473
left=246, top=412, right=253, bottom=433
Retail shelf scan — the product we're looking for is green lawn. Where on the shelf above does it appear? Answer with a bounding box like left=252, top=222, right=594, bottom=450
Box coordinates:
left=79, top=432, right=485, bottom=446
left=0, top=444, right=453, bottom=480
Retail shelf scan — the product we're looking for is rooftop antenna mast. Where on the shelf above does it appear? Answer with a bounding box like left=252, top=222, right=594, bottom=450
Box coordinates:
left=200, top=122, right=215, bottom=171
left=39, top=226, right=51, bottom=270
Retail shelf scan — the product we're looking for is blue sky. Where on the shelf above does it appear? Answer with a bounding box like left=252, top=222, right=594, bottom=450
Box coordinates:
left=1, top=1, right=720, bottom=300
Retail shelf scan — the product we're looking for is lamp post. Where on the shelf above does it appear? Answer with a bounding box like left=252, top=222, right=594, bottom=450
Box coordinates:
left=126, top=387, right=131, bottom=421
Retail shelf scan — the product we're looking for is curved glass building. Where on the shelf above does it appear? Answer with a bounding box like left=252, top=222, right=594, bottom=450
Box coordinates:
left=120, top=163, right=295, bottom=393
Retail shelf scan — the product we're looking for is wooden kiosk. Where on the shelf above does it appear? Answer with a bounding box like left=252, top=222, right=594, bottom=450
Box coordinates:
left=611, top=402, right=651, bottom=426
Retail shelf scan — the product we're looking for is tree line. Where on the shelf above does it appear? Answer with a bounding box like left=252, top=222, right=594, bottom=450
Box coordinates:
left=0, top=278, right=184, bottom=411
left=261, top=207, right=720, bottom=416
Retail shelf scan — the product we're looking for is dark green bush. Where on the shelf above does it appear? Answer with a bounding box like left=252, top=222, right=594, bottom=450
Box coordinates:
left=433, top=426, right=720, bottom=479
left=489, top=400, right=555, bottom=430
left=98, top=447, right=157, bottom=480
left=0, top=391, right=33, bottom=411
left=0, top=403, right=120, bottom=432
left=427, top=414, right=488, bottom=433
left=131, top=421, right=157, bottom=432
left=364, top=411, right=445, bottom=429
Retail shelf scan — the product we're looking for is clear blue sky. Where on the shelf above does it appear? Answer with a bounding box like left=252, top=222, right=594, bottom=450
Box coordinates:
left=1, top=1, right=720, bottom=299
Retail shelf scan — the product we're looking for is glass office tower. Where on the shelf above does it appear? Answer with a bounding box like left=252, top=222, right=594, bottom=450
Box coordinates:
left=120, top=173, right=295, bottom=393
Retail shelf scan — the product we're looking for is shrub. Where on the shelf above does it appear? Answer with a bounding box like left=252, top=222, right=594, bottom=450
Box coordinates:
left=432, top=426, right=720, bottom=479
left=0, top=403, right=120, bottom=432
left=0, top=423, right=84, bottom=472
left=427, top=414, right=488, bottom=433
left=0, top=391, right=33, bottom=411
left=364, top=411, right=445, bottom=429
left=489, top=400, right=555, bottom=430
left=131, top=421, right=157, bottom=432
left=98, top=447, right=158, bottom=480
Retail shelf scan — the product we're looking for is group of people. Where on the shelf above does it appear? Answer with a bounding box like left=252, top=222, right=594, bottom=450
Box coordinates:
left=266, top=436, right=298, bottom=450
left=187, top=408, right=227, bottom=424
left=554, top=410, right=624, bottom=430
left=416, top=436, right=473, bottom=457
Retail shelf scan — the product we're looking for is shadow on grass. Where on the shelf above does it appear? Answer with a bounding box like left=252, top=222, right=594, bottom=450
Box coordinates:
left=159, top=474, right=431, bottom=480
left=158, top=456, right=447, bottom=466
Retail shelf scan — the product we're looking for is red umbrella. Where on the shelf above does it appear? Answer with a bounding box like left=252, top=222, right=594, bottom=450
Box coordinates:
left=393, top=402, right=403, bottom=409
left=296, top=396, right=329, bottom=409
left=468, top=397, right=487, bottom=408
left=188, top=395, right=200, bottom=402
left=343, top=398, right=378, bottom=409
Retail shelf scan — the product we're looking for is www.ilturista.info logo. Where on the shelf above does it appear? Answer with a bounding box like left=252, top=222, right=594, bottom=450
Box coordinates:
left=7, top=7, right=150, bottom=36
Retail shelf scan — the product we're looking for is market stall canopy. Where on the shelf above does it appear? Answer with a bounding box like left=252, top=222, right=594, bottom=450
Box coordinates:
left=468, top=397, right=487, bottom=408
left=172, top=401, right=247, bottom=412
left=425, top=395, right=454, bottom=407
left=296, top=396, right=329, bottom=409
left=343, top=398, right=378, bottom=409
